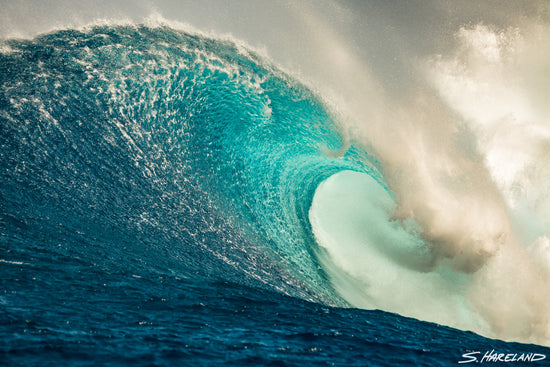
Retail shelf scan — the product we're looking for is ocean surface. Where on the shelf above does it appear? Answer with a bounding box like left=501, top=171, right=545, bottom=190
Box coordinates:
left=1, top=20, right=550, bottom=366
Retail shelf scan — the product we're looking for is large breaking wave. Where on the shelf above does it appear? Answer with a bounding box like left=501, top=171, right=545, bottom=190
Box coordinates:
left=1, top=14, right=549, bottom=349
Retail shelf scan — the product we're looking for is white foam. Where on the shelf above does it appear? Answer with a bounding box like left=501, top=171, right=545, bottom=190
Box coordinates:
left=310, top=170, right=550, bottom=345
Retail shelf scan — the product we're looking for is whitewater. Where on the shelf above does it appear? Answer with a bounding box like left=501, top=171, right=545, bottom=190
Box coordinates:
left=1, top=1, right=550, bottom=365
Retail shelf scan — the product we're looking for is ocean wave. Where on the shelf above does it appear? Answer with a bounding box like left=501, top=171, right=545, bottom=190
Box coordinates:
left=1, top=21, right=550, bottom=348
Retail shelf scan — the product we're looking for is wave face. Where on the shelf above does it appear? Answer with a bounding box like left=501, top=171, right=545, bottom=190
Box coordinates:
left=0, top=25, right=362, bottom=299
left=1, top=24, right=550, bottom=364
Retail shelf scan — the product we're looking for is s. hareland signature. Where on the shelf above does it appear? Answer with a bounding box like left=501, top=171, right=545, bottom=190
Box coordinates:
left=459, top=350, right=546, bottom=364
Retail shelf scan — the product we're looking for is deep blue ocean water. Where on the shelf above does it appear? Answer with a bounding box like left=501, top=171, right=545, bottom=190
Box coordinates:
left=1, top=25, right=549, bottom=366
